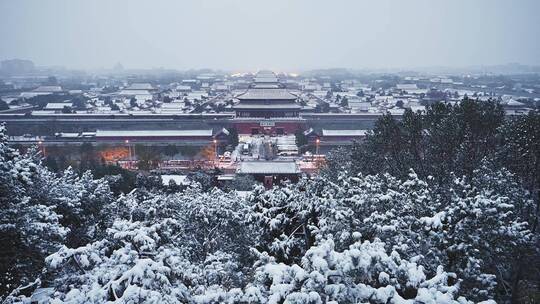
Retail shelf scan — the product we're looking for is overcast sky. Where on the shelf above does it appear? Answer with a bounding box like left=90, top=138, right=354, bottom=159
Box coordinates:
left=1, top=0, right=539, bottom=71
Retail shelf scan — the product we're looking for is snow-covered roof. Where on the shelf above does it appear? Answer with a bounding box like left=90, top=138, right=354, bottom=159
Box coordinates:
left=410, top=105, right=426, bottom=112
left=161, top=175, right=189, bottom=186
left=506, top=99, right=525, bottom=106
left=388, top=108, right=406, bottom=115
left=217, top=174, right=235, bottom=181
left=396, top=84, right=418, bottom=90
left=237, top=89, right=297, bottom=100
left=213, top=85, right=229, bottom=90
left=233, top=103, right=301, bottom=109
left=126, top=83, right=154, bottom=90
left=56, top=132, right=80, bottom=138
left=33, top=86, right=63, bottom=92
left=176, top=85, right=192, bottom=91
left=254, top=77, right=279, bottom=83
left=322, top=129, right=368, bottom=137
left=187, top=92, right=208, bottom=99
left=95, top=130, right=213, bottom=137
left=161, top=103, right=184, bottom=109
left=31, top=110, right=58, bottom=115
left=237, top=161, right=300, bottom=174
left=119, top=89, right=151, bottom=96
left=217, top=128, right=230, bottom=136
left=45, top=102, right=73, bottom=110
left=235, top=190, right=252, bottom=198
left=20, top=92, right=46, bottom=98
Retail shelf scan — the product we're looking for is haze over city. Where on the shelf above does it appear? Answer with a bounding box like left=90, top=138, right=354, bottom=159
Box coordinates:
left=1, top=0, right=540, bottom=71
left=1, top=1, right=540, bottom=303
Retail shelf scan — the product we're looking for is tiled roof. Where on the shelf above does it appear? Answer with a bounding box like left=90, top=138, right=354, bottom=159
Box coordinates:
left=396, top=84, right=418, bottom=90
left=254, top=77, right=278, bottom=83
left=95, top=130, right=212, bottom=137
left=233, top=103, right=301, bottom=109
left=238, top=161, right=300, bottom=174
left=322, top=129, right=368, bottom=136
left=237, top=88, right=297, bottom=100
left=45, top=102, right=72, bottom=109
left=126, top=83, right=154, bottom=90
left=33, top=86, right=63, bottom=92
left=252, top=84, right=281, bottom=89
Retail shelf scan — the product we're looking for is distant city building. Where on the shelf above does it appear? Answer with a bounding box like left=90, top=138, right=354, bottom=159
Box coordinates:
left=19, top=85, right=64, bottom=98
left=34, top=86, right=63, bottom=93
left=159, top=103, right=186, bottom=114
left=44, top=102, right=73, bottom=113
left=396, top=84, right=418, bottom=91
left=1, top=59, right=35, bottom=75
left=119, top=83, right=155, bottom=103
left=176, top=85, right=192, bottom=92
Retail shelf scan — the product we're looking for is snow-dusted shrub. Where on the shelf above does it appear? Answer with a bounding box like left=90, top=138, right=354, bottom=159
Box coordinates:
left=44, top=220, right=191, bottom=303
left=39, top=187, right=254, bottom=303
left=248, top=238, right=481, bottom=304
left=248, top=167, right=534, bottom=302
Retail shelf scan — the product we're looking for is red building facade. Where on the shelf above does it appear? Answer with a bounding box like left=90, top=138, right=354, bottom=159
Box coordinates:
left=232, top=71, right=304, bottom=135
left=233, top=119, right=306, bottom=135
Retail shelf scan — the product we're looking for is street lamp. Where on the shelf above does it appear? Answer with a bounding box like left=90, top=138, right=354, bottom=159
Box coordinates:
left=37, top=140, right=46, bottom=157
left=315, top=138, right=320, bottom=155
left=213, top=139, right=218, bottom=162
left=125, top=139, right=131, bottom=163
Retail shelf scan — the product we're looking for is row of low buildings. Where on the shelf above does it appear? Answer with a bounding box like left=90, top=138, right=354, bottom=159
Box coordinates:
left=2, top=71, right=537, bottom=147
left=2, top=68, right=537, bottom=117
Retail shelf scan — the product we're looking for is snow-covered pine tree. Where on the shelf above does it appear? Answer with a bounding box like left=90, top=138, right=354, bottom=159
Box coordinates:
left=38, top=188, right=254, bottom=303
left=0, top=124, right=68, bottom=298
left=247, top=238, right=485, bottom=304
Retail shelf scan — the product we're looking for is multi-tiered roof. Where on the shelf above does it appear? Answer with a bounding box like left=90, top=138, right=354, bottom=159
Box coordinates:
left=233, top=71, right=300, bottom=118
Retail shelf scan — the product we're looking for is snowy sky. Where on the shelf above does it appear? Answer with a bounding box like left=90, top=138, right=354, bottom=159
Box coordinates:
left=1, top=0, right=539, bottom=71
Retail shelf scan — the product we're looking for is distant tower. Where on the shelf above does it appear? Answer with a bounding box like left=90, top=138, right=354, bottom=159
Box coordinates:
left=113, top=62, right=124, bottom=71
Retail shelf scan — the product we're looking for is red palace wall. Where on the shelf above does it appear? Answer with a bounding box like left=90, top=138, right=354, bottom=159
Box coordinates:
left=95, top=136, right=212, bottom=141
left=233, top=121, right=306, bottom=135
